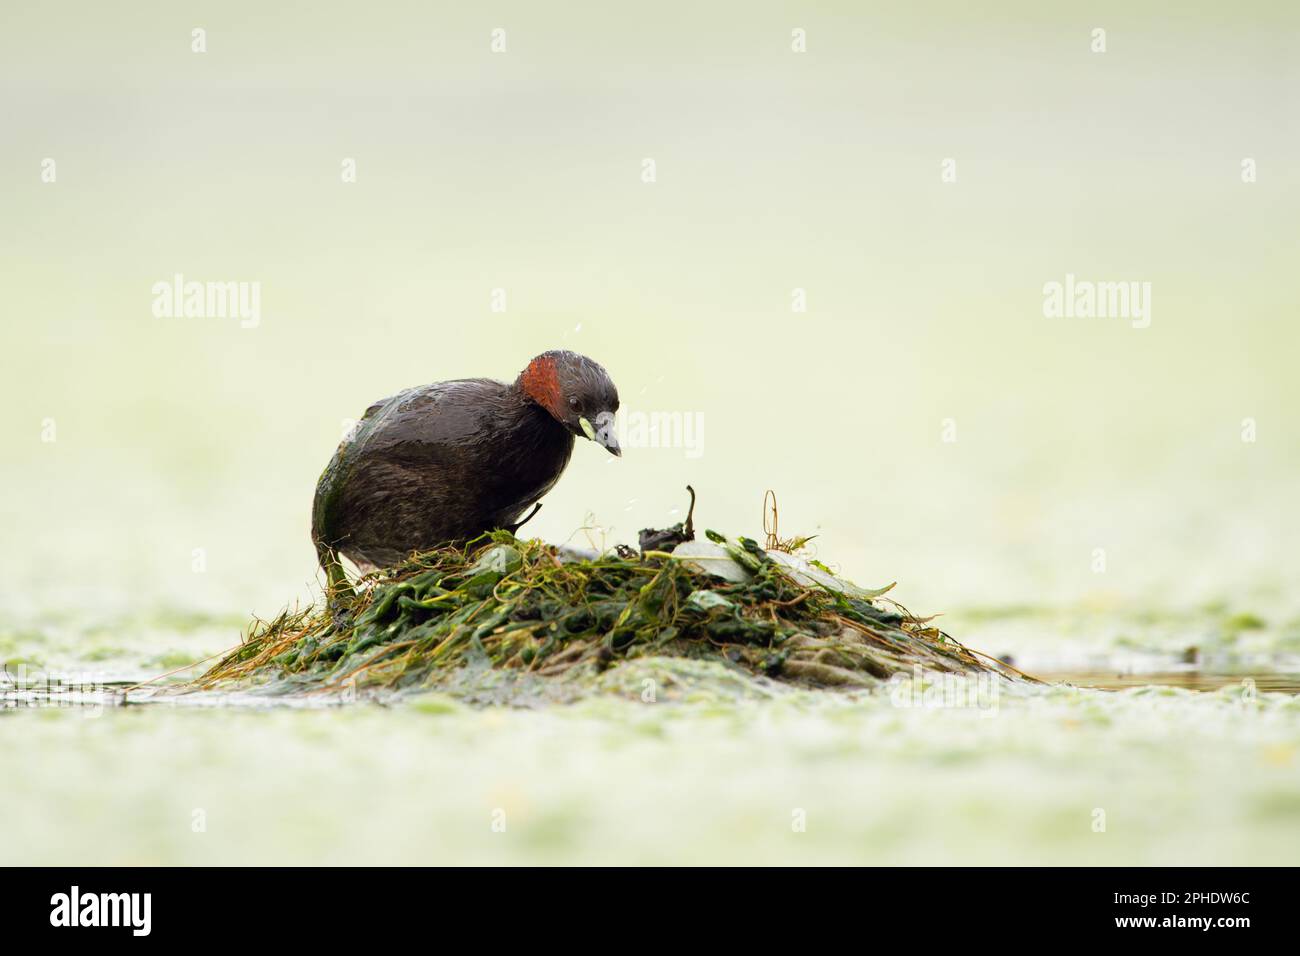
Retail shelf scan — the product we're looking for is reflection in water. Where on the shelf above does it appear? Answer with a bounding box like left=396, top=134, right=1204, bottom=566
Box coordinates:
left=1044, top=672, right=1300, bottom=694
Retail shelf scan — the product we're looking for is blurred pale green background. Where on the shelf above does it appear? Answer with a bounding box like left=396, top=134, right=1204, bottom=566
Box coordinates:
left=2, top=1, right=1297, bottom=629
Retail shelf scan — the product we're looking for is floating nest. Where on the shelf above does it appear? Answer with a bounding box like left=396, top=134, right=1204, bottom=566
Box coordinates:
left=195, top=517, right=1028, bottom=701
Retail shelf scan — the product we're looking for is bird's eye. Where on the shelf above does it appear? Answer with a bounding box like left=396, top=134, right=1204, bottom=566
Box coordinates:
left=568, top=397, right=580, bottom=410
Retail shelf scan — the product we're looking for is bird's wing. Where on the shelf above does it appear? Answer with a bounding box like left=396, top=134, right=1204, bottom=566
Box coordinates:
left=349, top=379, right=510, bottom=454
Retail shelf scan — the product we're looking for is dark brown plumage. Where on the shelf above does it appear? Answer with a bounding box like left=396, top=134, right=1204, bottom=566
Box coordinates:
left=312, top=351, right=620, bottom=586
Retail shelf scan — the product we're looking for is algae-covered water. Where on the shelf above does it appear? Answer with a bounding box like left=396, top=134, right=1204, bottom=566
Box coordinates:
left=4, top=591, right=1298, bottom=865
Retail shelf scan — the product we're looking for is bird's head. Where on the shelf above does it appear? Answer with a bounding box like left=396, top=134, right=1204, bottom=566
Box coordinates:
left=518, top=350, right=621, bottom=456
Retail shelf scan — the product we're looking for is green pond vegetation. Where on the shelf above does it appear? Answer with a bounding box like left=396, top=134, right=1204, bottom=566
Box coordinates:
left=195, top=525, right=1030, bottom=701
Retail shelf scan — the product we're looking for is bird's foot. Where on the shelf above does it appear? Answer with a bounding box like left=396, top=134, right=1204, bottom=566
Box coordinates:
left=326, top=590, right=359, bottom=633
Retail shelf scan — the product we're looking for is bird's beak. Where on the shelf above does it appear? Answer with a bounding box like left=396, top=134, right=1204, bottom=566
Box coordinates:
left=580, top=416, right=621, bottom=457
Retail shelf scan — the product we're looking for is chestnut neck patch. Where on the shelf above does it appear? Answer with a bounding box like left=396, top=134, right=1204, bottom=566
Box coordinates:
left=519, top=354, right=564, bottom=419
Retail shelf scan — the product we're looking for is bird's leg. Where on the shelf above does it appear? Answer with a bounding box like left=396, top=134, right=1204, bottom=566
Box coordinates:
left=317, top=541, right=357, bottom=631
